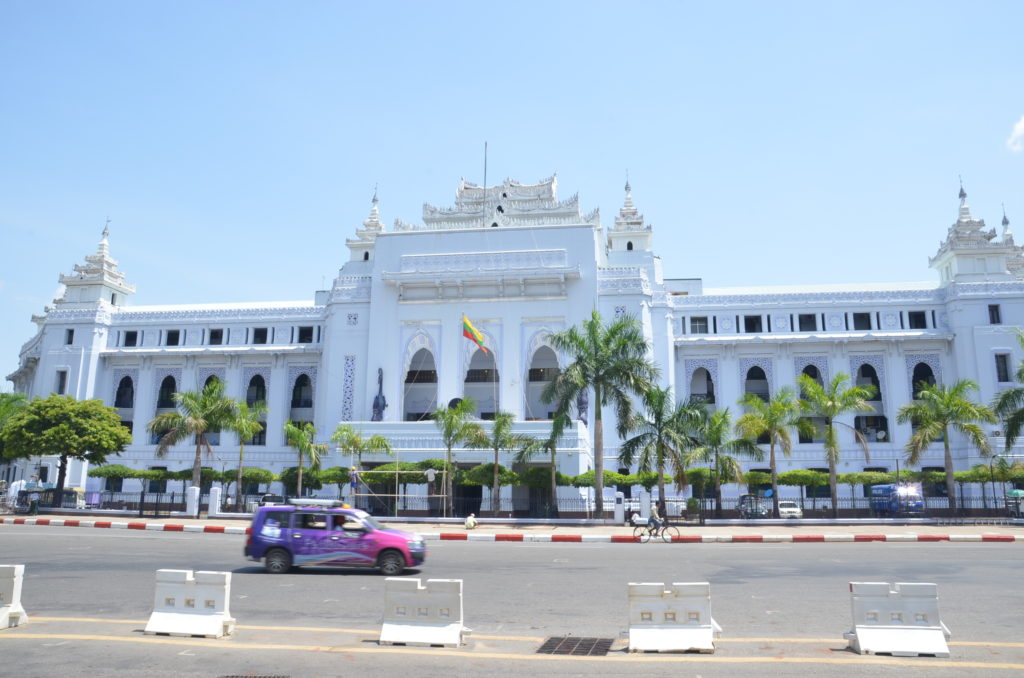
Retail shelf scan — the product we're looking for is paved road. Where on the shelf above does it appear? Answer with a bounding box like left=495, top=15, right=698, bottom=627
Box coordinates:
left=2, top=526, right=1023, bottom=677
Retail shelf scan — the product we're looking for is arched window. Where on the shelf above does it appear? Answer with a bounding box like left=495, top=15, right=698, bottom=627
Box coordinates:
left=626, top=241, right=634, bottom=251
left=363, top=251, right=369, bottom=261
left=857, top=364, right=881, bottom=401
left=246, top=375, right=266, bottom=406
left=156, top=376, right=177, bottom=409
left=114, top=376, right=134, bottom=409
left=911, top=363, right=936, bottom=399
left=801, top=364, right=822, bottom=385
left=690, top=368, right=715, bottom=404
left=204, top=375, right=220, bottom=389
left=404, top=348, right=437, bottom=421
left=291, top=374, right=313, bottom=408
left=744, top=366, right=769, bottom=401
left=525, top=346, right=559, bottom=420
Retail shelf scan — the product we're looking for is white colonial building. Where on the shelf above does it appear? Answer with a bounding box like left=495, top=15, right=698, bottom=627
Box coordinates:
left=5, top=176, right=1022, bottom=510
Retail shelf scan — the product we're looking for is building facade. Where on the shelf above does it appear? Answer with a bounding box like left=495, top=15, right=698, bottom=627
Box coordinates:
left=5, top=177, right=1022, bottom=506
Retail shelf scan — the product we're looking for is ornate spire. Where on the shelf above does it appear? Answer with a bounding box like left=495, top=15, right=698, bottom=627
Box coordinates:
left=98, top=217, right=111, bottom=257
left=1003, top=203, right=1014, bottom=242
left=959, top=176, right=967, bottom=203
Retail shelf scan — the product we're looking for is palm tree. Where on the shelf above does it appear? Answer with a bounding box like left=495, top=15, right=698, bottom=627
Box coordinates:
left=896, top=379, right=996, bottom=513
left=618, top=386, right=698, bottom=510
left=736, top=388, right=811, bottom=518
left=797, top=372, right=876, bottom=519
left=331, top=424, right=393, bottom=505
left=684, top=408, right=764, bottom=517
left=283, top=420, right=328, bottom=497
left=542, top=310, right=657, bottom=516
left=146, top=380, right=235, bottom=488
left=465, top=410, right=536, bottom=515
left=515, top=412, right=573, bottom=518
left=225, top=400, right=267, bottom=510
left=431, top=398, right=484, bottom=517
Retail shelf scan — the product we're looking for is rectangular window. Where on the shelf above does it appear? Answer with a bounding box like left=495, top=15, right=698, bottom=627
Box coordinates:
left=123, top=331, right=138, bottom=347
left=743, top=315, right=763, bottom=333
left=252, top=327, right=268, bottom=344
left=996, top=354, right=1012, bottom=383
left=208, top=329, right=224, bottom=345
left=56, top=370, right=68, bottom=395
left=65, top=329, right=74, bottom=345
left=148, top=467, right=167, bottom=494
left=852, top=312, right=872, bottom=330
left=989, top=304, right=1002, bottom=324
left=120, top=420, right=134, bottom=434
left=106, top=476, right=123, bottom=492
left=297, top=326, right=314, bottom=343
left=798, top=314, right=817, bottom=331
left=907, top=311, right=927, bottom=329
left=690, top=316, right=709, bottom=334
left=165, top=330, right=181, bottom=346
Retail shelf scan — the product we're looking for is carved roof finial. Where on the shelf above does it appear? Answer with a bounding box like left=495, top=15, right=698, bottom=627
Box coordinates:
left=625, top=169, right=631, bottom=195
left=372, top=184, right=378, bottom=206
left=1003, top=203, right=1010, bottom=228
left=958, top=176, right=967, bottom=203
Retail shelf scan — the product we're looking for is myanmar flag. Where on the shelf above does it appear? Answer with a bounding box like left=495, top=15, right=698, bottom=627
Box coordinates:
left=462, top=315, right=488, bottom=354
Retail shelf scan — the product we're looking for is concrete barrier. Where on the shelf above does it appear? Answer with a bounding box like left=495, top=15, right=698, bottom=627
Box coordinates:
left=144, top=569, right=235, bottom=638
left=844, top=581, right=950, bottom=657
left=380, top=577, right=468, bottom=647
left=628, top=582, right=721, bottom=653
left=0, top=564, right=27, bottom=629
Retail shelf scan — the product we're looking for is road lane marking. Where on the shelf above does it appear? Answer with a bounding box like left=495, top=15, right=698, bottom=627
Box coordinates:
left=24, top=618, right=1024, bottom=648
left=2, top=633, right=1024, bottom=668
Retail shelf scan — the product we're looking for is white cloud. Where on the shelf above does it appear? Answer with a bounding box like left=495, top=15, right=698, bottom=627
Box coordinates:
left=1008, top=115, right=1024, bottom=152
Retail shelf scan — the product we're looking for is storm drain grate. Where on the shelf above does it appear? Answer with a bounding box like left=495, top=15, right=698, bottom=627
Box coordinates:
left=536, top=636, right=614, bottom=656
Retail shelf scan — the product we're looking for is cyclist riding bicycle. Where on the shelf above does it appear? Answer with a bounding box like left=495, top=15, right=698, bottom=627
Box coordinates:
left=648, top=502, right=664, bottom=532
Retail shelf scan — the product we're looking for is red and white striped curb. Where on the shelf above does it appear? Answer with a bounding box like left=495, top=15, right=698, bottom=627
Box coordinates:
left=4, top=517, right=1020, bottom=542
left=0, top=517, right=249, bottom=535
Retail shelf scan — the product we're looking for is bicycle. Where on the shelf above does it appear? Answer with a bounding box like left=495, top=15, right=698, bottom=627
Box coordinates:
left=632, top=520, right=680, bottom=543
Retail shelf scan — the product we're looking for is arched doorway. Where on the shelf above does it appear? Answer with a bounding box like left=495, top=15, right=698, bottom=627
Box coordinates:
left=525, top=346, right=559, bottom=420
left=464, top=349, right=499, bottom=418
left=690, top=367, right=715, bottom=406
left=115, top=376, right=135, bottom=409
left=856, top=363, right=881, bottom=401
left=911, top=363, right=936, bottom=399
left=403, top=348, right=437, bottom=421
left=744, top=366, right=769, bottom=401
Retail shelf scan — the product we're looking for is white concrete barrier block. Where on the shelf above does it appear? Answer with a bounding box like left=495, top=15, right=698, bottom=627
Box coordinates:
left=380, top=577, right=467, bottom=647
left=628, top=582, right=721, bottom=653
left=144, top=569, right=235, bottom=638
left=0, top=564, right=28, bottom=629
left=844, top=581, right=950, bottom=657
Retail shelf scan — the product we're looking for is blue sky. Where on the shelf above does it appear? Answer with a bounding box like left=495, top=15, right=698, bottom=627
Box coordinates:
left=2, top=1, right=1022, bottom=388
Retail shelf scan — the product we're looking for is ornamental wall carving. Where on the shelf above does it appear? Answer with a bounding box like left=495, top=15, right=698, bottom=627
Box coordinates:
left=341, top=355, right=356, bottom=421
left=739, top=357, right=774, bottom=395
left=848, top=354, right=887, bottom=398
left=397, top=249, right=568, bottom=274
left=684, top=358, right=719, bottom=397
left=671, top=287, right=945, bottom=308
left=110, top=368, right=139, bottom=406
left=113, top=307, right=322, bottom=323
left=794, top=356, right=829, bottom=384
left=904, top=353, right=943, bottom=386
left=242, top=366, right=271, bottom=399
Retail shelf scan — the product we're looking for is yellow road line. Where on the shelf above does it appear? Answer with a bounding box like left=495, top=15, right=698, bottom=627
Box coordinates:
left=26, top=617, right=1024, bottom=649
left=1, top=633, right=1023, bottom=669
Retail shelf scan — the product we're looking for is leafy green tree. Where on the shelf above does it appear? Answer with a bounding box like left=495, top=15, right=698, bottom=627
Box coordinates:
left=542, top=310, right=657, bottom=515
left=431, top=398, right=483, bottom=516
left=0, top=392, right=28, bottom=457
left=798, top=372, right=876, bottom=518
left=571, top=469, right=627, bottom=488
left=896, top=379, right=996, bottom=513
left=618, top=386, right=698, bottom=509
left=465, top=410, right=535, bottom=514
left=628, top=470, right=675, bottom=492
left=283, top=421, right=327, bottom=497
left=778, top=468, right=829, bottom=510
left=146, top=380, right=235, bottom=489
left=736, top=388, right=811, bottom=518
left=515, top=412, right=574, bottom=518
left=279, top=465, right=322, bottom=495
left=2, top=395, right=131, bottom=505
left=222, top=467, right=275, bottom=499
left=87, top=463, right=137, bottom=491
left=684, top=408, right=764, bottom=518
left=226, top=400, right=267, bottom=510
left=461, top=463, right=518, bottom=488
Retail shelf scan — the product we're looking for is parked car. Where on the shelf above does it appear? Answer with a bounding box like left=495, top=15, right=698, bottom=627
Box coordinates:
left=777, top=501, right=803, bottom=519
left=245, top=499, right=426, bottom=575
left=738, top=498, right=770, bottom=519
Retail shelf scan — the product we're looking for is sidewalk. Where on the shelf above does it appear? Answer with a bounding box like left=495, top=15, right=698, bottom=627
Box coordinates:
left=4, top=512, right=1022, bottom=541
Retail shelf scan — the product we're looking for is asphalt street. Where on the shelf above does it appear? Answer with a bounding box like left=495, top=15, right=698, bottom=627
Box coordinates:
left=2, top=525, right=1023, bottom=677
